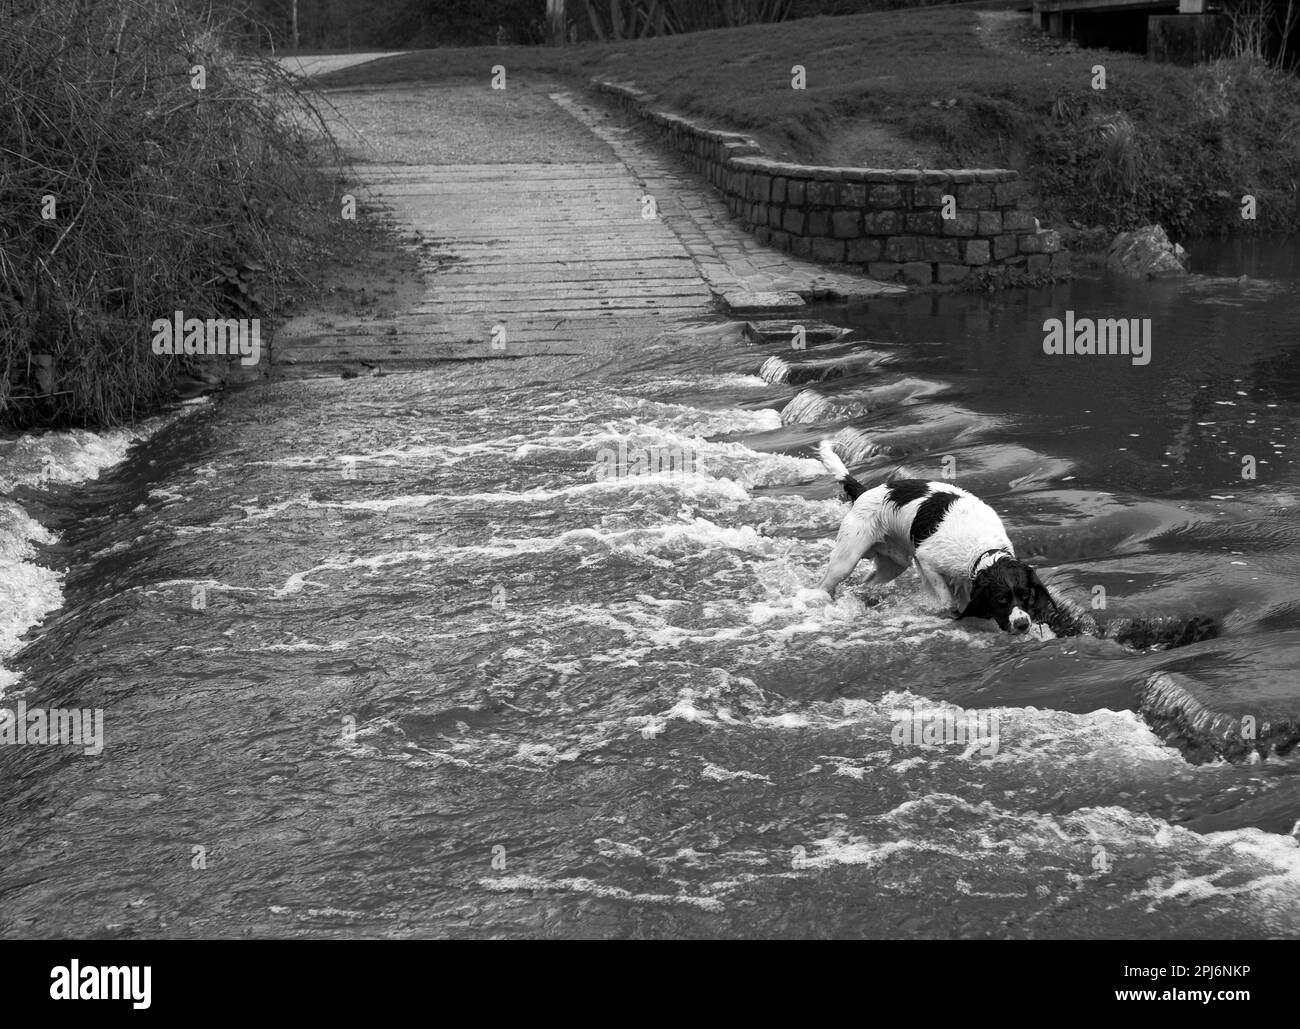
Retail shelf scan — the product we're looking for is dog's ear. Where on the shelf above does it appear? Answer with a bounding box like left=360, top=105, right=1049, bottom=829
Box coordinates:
left=1026, top=568, right=1058, bottom=623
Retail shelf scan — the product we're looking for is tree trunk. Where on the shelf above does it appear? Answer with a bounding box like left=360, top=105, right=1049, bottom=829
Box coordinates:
left=547, top=0, right=567, bottom=44
left=585, top=0, right=607, bottom=40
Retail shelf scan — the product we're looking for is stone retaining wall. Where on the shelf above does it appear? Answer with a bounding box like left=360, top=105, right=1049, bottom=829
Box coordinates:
left=593, top=79, right=1069, bottom=286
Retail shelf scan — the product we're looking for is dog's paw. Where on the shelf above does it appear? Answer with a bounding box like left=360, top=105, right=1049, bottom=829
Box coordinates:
left=795, top=587, right=833, bottom=607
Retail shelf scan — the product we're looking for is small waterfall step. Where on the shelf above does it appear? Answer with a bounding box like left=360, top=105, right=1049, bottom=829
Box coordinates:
left=1138, top=669, right=1297, bottom=765
left=743, top=320, right=851, bottom=346
left=781, top=378, right=948, bottom=425
left=824, top=426, right=907, bottom=466
left=722, top=290, right=806, bottom=316
left=758, top=347, right=890, bottom=385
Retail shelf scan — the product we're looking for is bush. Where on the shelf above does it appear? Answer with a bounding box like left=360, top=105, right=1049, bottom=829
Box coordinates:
left=0, top=0, right=341, bottom=427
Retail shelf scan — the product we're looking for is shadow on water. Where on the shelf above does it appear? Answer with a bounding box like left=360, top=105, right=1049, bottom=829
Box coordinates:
left=2, top=238, right=1300, bottom=938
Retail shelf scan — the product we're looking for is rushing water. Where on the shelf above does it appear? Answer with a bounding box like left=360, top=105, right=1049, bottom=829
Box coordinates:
left=2, top=241, right=1300, bottom=939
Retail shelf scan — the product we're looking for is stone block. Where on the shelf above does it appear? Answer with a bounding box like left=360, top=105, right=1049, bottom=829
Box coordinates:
left=832, top=209, right=862, bottom=238
left=837, top=182, right=867, bottom=207
left=1003, top=210, right=1037, bottom=232
left=912, top=185, right=951, bottom=208
left=922, top=238, right=961, bottom=262
left=812, top=237, right=846, bottom=262
left=846, top=238, right=883, bottom=262
left=806, top=181, right=838, bottom=206
left=863, top=210, right=899, bottom=234
left=940, top=211, right=978, bottom=237
left=868, top=185, right=904, bottom=207
left=900, top=261, right=934, bottom=285
left=905, top=211, right=942, bottom=234
left=885, top=236, right=927, bottom=263
left=957, top=184, right=995, bottom=208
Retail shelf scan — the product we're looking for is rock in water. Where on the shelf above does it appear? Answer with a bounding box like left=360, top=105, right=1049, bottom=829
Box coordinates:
left=780, top=390, right=839, bottom=424
left=1106, top=225, right=1189, bottom=279
left=1137, top=670, right=1300, bottom=764
left=1044, top=593, right=1219, bottom=651
left=743, top=320, right=850, bottom=346
left=826, top=426, right=903, bottom=465
left=722, top=290, right=805, bottom=316
left=758, top=351, right=882, bottom=385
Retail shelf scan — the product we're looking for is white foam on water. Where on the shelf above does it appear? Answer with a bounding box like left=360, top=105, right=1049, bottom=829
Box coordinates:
left=515, top=425, right=815, bottom=489
left=0, top=423, right=159, bottom=492
left=421, top=516, right=778, bottom=563
left=801, top=834, right=958, bottom=869
left=1136, top=823, right=1300, bottom=911
left=787, top=794, right=1300, bottom=921
left=633, top=373, right=771, bottom=393
left=257, top=438, right=512, bottom=472
left=0, top=411, right=198, bottom=694
left=0, top=503, right=59, bottom=694
left=514, top=742, right=583, bottom=766
left=700, top=762, right=773, bottom=783
left=479, top=874, right=726, bottom=912
left=271, top=549, right=449, bottom=597
left=510, top=405, right=781, bottom=456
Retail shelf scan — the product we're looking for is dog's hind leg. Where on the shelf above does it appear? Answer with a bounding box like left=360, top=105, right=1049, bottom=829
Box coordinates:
left=863, top=551, right=908, bottom=587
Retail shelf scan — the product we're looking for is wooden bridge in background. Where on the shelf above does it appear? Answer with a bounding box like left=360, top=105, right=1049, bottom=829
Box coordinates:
left=1032, top=0, right=1228, bottom=63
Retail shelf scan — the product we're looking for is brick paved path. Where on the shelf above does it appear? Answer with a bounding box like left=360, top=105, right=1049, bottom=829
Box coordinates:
left=274, top=80, right=902, bottom=365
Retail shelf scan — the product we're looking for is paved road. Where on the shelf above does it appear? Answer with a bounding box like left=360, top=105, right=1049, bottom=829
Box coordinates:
left=275, top=78, right=902, bottom=365
left=278, top=52, right=405, bottom=79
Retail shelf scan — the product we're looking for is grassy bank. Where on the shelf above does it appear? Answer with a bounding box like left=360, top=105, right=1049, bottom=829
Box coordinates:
left=320, top=7, right=1300, bottom=241
left=0, top=0, right=377, bottom=429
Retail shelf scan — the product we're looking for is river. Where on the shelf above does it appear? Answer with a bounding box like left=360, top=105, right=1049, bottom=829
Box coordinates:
left=1, top=239, right=1298, bottom=938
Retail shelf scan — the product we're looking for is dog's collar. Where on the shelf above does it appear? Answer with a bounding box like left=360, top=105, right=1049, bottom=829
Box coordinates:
left=969, top=547, right=1012, bottom=581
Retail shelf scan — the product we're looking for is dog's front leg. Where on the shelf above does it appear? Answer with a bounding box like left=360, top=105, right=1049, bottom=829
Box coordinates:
left=809, top=519, right=876, bottom=601
left=916, top=562, right=960, bottom=615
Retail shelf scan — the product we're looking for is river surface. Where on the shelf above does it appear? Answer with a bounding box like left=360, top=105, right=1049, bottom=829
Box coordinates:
left=2, top=240, right=1299, bottom=939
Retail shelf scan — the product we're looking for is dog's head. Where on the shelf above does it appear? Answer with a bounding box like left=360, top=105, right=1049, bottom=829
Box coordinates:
left=960, top=558, right=1056, bottom=634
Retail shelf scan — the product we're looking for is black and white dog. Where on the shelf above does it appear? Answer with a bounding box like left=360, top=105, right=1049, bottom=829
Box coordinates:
left=802, top=441, right=1057, bottom=634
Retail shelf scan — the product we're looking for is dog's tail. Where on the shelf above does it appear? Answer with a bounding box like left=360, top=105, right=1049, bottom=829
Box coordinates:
left=818, top=440, right=867, bottom=502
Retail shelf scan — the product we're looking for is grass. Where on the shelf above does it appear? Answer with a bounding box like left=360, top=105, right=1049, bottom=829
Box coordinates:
left=319, top=6, right=1300, bottom=239
left=0, top=0, right=375, bottom=428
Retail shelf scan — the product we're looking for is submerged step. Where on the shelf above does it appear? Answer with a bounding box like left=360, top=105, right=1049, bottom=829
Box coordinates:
left=1137, top=669, right=1298, bottom=764
left=824, top=426, right=906, bottom=465
left=722, top=290, right=806, bottom=316
left=758, top=349, right=886, bottom=385
left=743, top=320, right=852, bottom=346
left=780, top=378, right=947, bottom=425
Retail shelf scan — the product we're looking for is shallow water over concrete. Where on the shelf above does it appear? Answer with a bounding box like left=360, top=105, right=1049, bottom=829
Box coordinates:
left=2, top=239, right=1299, bottom=938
